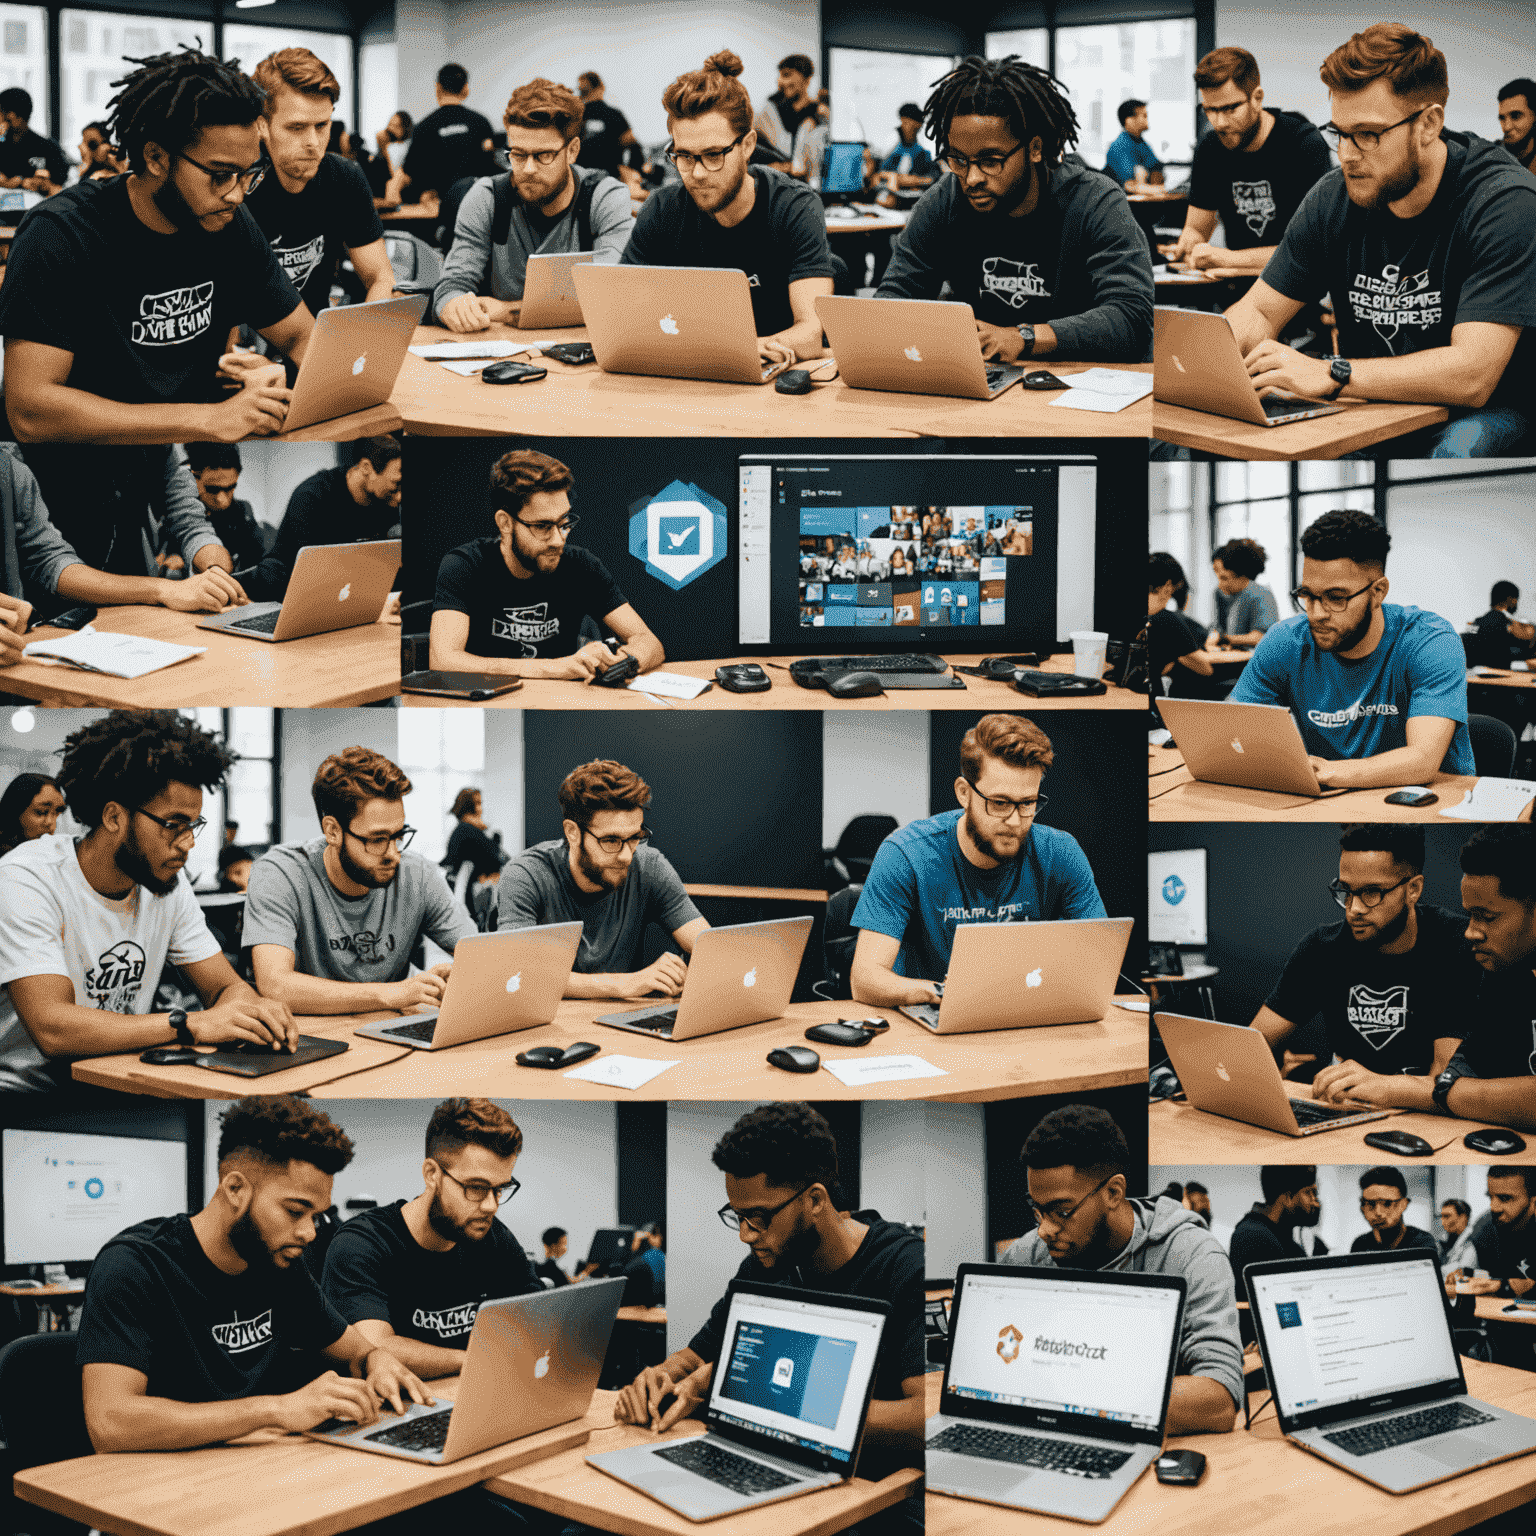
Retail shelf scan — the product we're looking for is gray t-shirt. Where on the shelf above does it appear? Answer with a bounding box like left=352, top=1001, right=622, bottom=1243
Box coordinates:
left=243, top=840, right=475, bottom=984
left=1214, top=582, right=1279, bottom=639
left=496, top=840, right=701, bottom=975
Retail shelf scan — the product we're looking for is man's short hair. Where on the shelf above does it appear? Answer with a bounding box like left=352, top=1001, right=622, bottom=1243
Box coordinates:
left=1184, top=1180, right=1208, bottom=1196
left=438, top=63, right=469, bottom=95
left=252, top=47, right=340, bottom=112
left=578, top=71, right=602, bottom=93
left=311, top=745, right=411, bottom=828
left=450, top=786, right=480, bottom=820
left=0, top=87, right=33, bottom=120
left=106, top=46, right=267, bottom=177
left=1359, top=1165, right=1408, bottom=1198
left=1194, top=47, right=1260, bottom=96
left=1320, top=23, right=1448, bottom=108
left=1298, top=509, right=1390, bottom=572
left=663, top=51, right=754, bottom=136
left=959, top=713, right=1054, bottom=781
left=713, top=1102, right=841, bottom=1198
left=1460, top=824, right=1536, bottom=906
left=1116, top=98, right=1146, bottom=126
left=542, top=1225, right=567, bottom=1246
left=216, top=1095, right=354, bottom=1175
left=185, top=443, right=241, bottom=476
left=355, top=435, right=401, bottom=473
left=1489, top=1165, right=1536, bottom=1197
left=505, top=78, right=584, bottom=142
left=897, top=102, right=923, bottom=122
left=1339, top=822, right=1425, bottom=876
left=58, top=710, right=235, bottom=831
left=1499, top=78, right=1536, bottom=110
left=1149, top=549, right=1186, bottom=591
left=1441, top=1198, right=1471, bottom=1217
left=1212, top=537, right=1266, bottom=579
left=557, top=759, right=651, bottom=828
left=425, top=1097, right=523, bottom=1161
left=218, top=843, right=253, bottom=873
left=1492, top=581, right=1520, bottom=607
left=1020, top=1105, right=1129, bottom=1180
left=778, top=54, right=815, bottom=79
left=490, top=449, right=573, bottom=519
left=1260, top=1164, right=1317, bottom=1203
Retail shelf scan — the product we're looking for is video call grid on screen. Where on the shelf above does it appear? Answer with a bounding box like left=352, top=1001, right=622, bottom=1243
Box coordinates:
left=739, top=455, right=1097, bottom=653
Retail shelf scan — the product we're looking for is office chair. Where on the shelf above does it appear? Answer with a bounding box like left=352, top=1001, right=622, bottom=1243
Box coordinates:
left=1468, top=713, right=1517, bottom=778
left=814, top=882, right=863, bottom=1001
left=823, top=815, right=897, bottom=890
left=385, top=231, right=444, bottom=321
left=0, top=1333, right=93, bottom=1536
left=400, top=600, right=434, bottom=676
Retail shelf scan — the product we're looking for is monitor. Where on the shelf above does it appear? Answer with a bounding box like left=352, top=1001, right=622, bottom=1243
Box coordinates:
left=821, top=142, right=866, bottom=195
left=1148, top=848, right=1207, bottom=945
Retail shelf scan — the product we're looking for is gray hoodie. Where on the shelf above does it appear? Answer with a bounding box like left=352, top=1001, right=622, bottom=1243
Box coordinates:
left=1001, top=1195, right=1243, bottom=1408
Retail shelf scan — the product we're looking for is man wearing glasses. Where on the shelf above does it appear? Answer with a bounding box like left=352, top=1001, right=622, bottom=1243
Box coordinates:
left=1350, top=1168, right=1436, bottom=1252
left=1230, top=510, right=1473, bottom=785
left=322, top=1098, right=542, bottom=1378
left=498, top=759, right=708, bottom=1002
left=434, top=77, right=632, bottom=334
left=876, top=56, right=1153, bottom=364
left=849, top=712, right=1106, bottom=1010
left=0, top=712, right=296, bottom=1089
left=244, top=746, right=476, bottom=1016
left=1224, top=23, right=1536, bottom=459
left=1003, top=1105, right=1242, bottom=1435
left=430, top=448, right=663, bottom=681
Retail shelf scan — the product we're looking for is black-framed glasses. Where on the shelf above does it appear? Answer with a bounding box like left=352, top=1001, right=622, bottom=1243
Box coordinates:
left=1290, top=579, right=1378, bottom=614
left=515, top=512, right=579, bottom=539
left=582, top=825, right=651, bottom=856
left=496, top=145, right=567, bottom=168
left=1026, top=1174, right=1114, bottom=1229
left=665, top=134, right=747, bottom=172
left=439, top=1167, right=521, bottom=1206
left=342, top=822, right=415, bottom=855
left=1321, top=108, right=1426, bottom=154
left=1200, top=97, right=1253, bottom=121
left=718, top=1186, right=810, bottom=1234
left=179, top=150, right=267, bottom=196
left=134, top=806, right=207, bottom=843
left=1360, top=1196, right=1407, bottom=1212
left=941, top=141, right=1025, bottom=176
left=964, top=780, right=1047, bottom=823
left=1330, top=874, right=1412, bottom=910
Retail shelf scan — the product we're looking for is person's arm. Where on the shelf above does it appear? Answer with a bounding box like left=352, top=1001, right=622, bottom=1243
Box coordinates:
left=766, top=187, right=836, bottom=361
left=249, top=942, right=449, bottom=1015
left=613, top=1347, right=711, bottom=1430
left=1178, top=648, right=1215, bottom=677
left=1313, top=1036, right=1465, bottom=1109
left=672, top=916, right=709, bottom=955
left=253, top=301, right=314, bottom=370
left=849, top=929, right=940, bottom=1008
left=1248, top=1004, right=1300, bottom=1058
left=349, top=237, right=396, bottom=305
left=1165, top=1235, right=1243, bottom=1435
left=1192, top=244, right=1275, bottom=272
left=590, top=178, right=635, bottom=263
left=764, top=275, right=832, bottom=362
left=154, top=449, right=235, bottom=580
left=876, top=188, right=948, bottom=302
left=345, top=1319, right=466, bottom=1383
left=861, top=1377, right=926, bottom=1453
left=427, top=607, right=617, bottom=679
left=601, top=601, right=665, bottom=673
left=1165, top=205, right=1218, bottom=261
left=432, top=182, right=512, bottom=327
left=1224, top=278, right=1305, bottom=357
left=1308, top=715, right=1457, bottom=790
left=1442, top=1073, right=1536, bottom=1133
left=1168, top=1375, right=1239, bottom=1435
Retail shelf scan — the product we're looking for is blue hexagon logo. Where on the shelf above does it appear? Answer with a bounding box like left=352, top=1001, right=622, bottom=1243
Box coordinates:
left=628, top=480, right=728, bottom=590
left=1161, top=874, right=1187, bottom=906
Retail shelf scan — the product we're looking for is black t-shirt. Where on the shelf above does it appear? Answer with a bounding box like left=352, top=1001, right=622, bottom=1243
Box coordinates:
left=252, top=466, right=398, bottom=600
left=1228, top=1206, right=1310, bottom=1292
left=1265, top=904, right=1478, bottom=1075
left=1348, top=1225, right=1439, bottom=1254
left=1189, top=111, right=1333, bottom=249
left=534, top=1258, right=571, bottom=1287
left=1478, top=1215, right=1536, bottom=1291
left=403, top=104, right=496, bottom=200
left=75, top=1213, right=348, bottom=1402
left=0, top=126, right=68, bottom=186
left=320, top=1199, right=540, bottom=1348
left=1458, top=963, right=1536, bottom=1080
left=580, top=100, right=631, bottom=178
left=621, top=166, right=835, bottom=336
left=433, top=537, right=627, bottom=659
left=207, top=496, right=268, bottom=571
left=243, top=155, right=384, bottom=318
left=1149, top=608, right=1200, bottom=676
left=0, top=178, right=300, bottom=405
left=446, top=821, right=501, bottom=880
left=1471, top=608, right=1529, bottom=667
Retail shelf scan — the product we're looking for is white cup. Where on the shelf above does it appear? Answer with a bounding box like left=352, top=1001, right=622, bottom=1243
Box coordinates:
left=1070, top=629, right=1109, bottom=679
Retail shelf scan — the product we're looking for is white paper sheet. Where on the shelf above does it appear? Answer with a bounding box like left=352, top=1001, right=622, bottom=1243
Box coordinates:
left=22, top=628, right=206, bottom=679
left=1440, top=778, right=1536, bottom=821
left=820, top=1054, right=949, bottom=1087
left=562, top=1054, right=679, bottom=1090
left=625, top=671, right=713, bottom=700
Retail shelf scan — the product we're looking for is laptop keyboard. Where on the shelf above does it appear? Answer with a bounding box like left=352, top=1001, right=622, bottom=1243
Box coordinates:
left=928, top=1424, right=1133, bottom=1479
left=654, top=1439, right=802, bottom=1494
left=1261, top=394, right=1313, bottom=420
left=1290, top=1097, right=1372, bottom=1125
left=623, top=1008, right=678, bottom=1036
left=225, top=609, right=282, bottom=635
left=361, top=1410, right=454, bottom=1453
left=1323, top=1402, right=1495, bottom=1457
left=826, top=655, right=950, bottom=674
left=906, top=1003, right=941, bottom=1029
left=377, top=1015, right=439, bottom=1043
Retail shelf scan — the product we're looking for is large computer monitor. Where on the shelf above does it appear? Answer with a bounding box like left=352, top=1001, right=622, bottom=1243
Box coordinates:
left=821, top=142, right=866, bottom=196
left=738, top=453, right=1096, bottom=654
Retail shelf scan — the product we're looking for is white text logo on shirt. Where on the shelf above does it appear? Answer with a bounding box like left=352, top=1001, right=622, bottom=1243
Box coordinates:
left=492, top=603, right=559, bottom=653
left=412, top=1302, right=480, bottom=1338
left=1347, top=983, right=1409, bottom=1046
left=272, top=234, right=326, bottom=293
left=131, top=282, right=214, bottom=347
left=1347, top=264, right=1442, bottom=348
left=1307, top=697, right=1401, bottom=729
left=212, top=1310, right=273, bottom=1354
left=1231, top=179, right=1277, bottom=238
left=942, top=903, right=1028, bottom=923
left=84, top=940, right=147, bottom=1010
left=980, top=258, right=1051, bottom=307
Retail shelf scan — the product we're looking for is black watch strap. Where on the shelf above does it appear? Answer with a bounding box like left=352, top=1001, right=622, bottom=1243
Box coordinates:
left=167, top=1008, right=193, bottom=1045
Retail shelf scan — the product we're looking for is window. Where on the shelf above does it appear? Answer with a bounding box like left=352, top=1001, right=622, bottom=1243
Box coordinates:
left=223, top=24, right=353, bottom=132
left=985, top=30, right=1048, bottom=71
left=224, top=708, right=275, bottom=851
left=397, top=710, right=484, bottom=866
left=828, top=47, right=956, bottom=155
left=0, top=5, right=46, bottom=136
left=1054, top=19, right=1196, bottom=169
left=60, top=11, right=205, bottom=157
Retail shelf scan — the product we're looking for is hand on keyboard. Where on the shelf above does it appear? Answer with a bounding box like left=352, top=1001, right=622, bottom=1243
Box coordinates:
left=616, top=954, right=688, bottom=999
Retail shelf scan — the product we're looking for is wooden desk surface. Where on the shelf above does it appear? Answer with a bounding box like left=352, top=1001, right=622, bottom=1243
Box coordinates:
left=1469, top=668, right=1536, bottom=690
left=824, top=212, right=907, bottom=234
left=74, top=999, right=1149, bottom=1104
left=380, top=203, right=437, bottom=221
left=1476, top=1297, right=1536, bottom=1326
left=616, top=1306, right=667, bottom=1324
left=484, top=1388, right=919, bottom=1536
left=683, top=884, right=828, bottom=903
left=272, top=400, right=404, bottom=443
left=4, top=606, right=399, bottom=708
left=0, top=1281, right=85, bottom=1297
left=926, top=1358, right=1536, bottom=1536
left=1152, top=397, right=1448, bottom=460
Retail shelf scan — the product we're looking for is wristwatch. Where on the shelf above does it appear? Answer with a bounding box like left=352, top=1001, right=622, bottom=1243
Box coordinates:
left=1016, top=324, right=1036, bottom=358
left=167, top=1008, right=194, bottom=1046
left=1433, top=1058, right=1473, bottom=1115
left=1324, top=356, right=1351, bottom=398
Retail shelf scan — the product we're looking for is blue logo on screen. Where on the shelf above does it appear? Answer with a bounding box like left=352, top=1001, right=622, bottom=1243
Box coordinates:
left=628, top=480, right=729, bottom=590
left=84, top=1178, right=104, bottom=1199
left=658, top=514, right=701, bottom=556
left=1162, top=875, right=1187, bottom=906
left=1275, top=1301, right=1302, bottom=1329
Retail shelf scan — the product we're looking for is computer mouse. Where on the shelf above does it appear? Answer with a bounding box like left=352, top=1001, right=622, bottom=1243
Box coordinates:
left=715, top=664, right=771, bottom=693
left=559, top=1042, right=601, bottom=1067
left=1465, top=1128, right=1529, bottom=1155
left=767, top=1045, right=821, bottom=1073
left=775, top=369, right=814, bottom=395
left=481, top=359, right=547, bottom=384
left=139, top=1046, right=201, bottom=1066
left=1363, top=1129, right=1435, bottom=1157
left=516, top=1045, right=567, bottom=1069
left=1384, top=787, right=1438, bottom=807
left=1021, top=369, right=1069, bottom=390
left=827, top=670, right=885, bottom=699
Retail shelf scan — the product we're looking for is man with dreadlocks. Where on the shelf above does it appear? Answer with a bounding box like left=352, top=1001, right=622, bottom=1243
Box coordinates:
left=0, top=710, right=297, bottom=1088
left=876, top=56, right=1153, bottom=364
left=0, top=45, right=313, bottom=446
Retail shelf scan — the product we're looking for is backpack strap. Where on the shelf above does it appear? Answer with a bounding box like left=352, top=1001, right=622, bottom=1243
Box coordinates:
left=489, top=173, right=516, bottom=246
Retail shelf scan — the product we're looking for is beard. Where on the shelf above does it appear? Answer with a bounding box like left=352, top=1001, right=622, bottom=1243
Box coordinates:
left=1352, top=901, right=1411, bottom=949
left=963, top=799, right=1026, bottom=867
left=337, top=837, right=397, bottom=890
left=229, top=1210, right=293, bottom=1271
left=152, top=174, right=220, bottom=234
left=1221, top=114, right=1263, bottom=152
left=517, top=166, right=572, bottom=210
left=115, top=823, right=180, bottom=897
left=759, top=1210, right=822, bottom=1271
left=1291, top=1204, right=1321, bottom=1229
left=1310, top=603, right=1373, bottom=655
left=684, top=162, right=747, bottom=217
left=575, top=837, right=629, bottom=891
left=426, top=1188, right=491, bottom=1244
left=1347, top=146, right=1423, bottom=210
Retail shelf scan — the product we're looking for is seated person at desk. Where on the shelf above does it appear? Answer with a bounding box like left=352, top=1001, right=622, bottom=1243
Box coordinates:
left=1351, top=1166, right=1438, bottom=1252
left=877, top=56, right=1154, bottom=363
left=1228, top=1167, right=1326, bottom=1292
left=244, top=746, right=477, bottom=1015
left=874, top=103, right=935, bottom=193
left=1104, top=98, right=1162, bottom=191
left=1230, top=510, right=1475, bottom=786
left=184, top=442, right=268, bottom=572
left=1149, top=550, right=1218, bottom=698
left=74, top=119, right=121, bottom=184
left=0, top=712, right=296, bottom=1088
left=446, top=787, right=503, bottom=896
left=1447, top=1167, right=1536, bottom=1301
left=849, top=713, right=1106, bottom=1010
left=429, top=449, right=664, bottom=680
left=620, top=51, right=835, bottom=368
left=1002, top=1105, right=1242, bottom=1434
left=433, top=76, right=632, bottom=332
left=622, top=1223, right=665, bottom=1307
left=1224, top=24, right=1536, bottom=459
left=613, top=1101, right=924, bottom=1472
left=0, top=772, right=64, bottom=858
left=0, top=88, right=67, bottom=193
left=1211, top=537, right=1280, bottom=647
left=217, top=844, right=254, bottom=893
left=1473, top=580, right=1536, bottom=665
left=1165, top=48, right=1332, bottom=273
left=323, top=1097, right=541, bottom=1378
left=77, top=1095, right=426, bottom=1451
left=536, top=1226, right=599, bottom=1286
left=399, top=62, right=496, bottom=207
left=498, top=757, right=707, bottom=1001
left=1439, top=1197, right=1479, bottom=1272
left=1500, top=78, right=1536, bottom=176
left=0, top=47, right=313, bottom=445
left=752, top=55, right=816, bottom=169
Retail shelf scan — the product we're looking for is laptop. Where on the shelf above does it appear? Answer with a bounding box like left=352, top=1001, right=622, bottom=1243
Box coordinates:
left=572, top=265, right=790, bottom=384
left=588, top=1280, right=888, bottom=1522
left=587, top=1227, right=637, bottom=1275
left=593, top=917, right=813, bottom=1040
left=1245, top=1249, right=1536, bottom=1492
left=282, top=294, right=427, bottom=432
left=352, top=923, right=582, bottom=1050
left=899, top=919, right=1134, bottom=1034
left=1156, top=1011, right=1391, bottom=1136
left=815, top=295, right=1024, bottom=400
left=1153, top=307, right=1344, bottom=427
left=519, top=251, right=593, bottom=328
left=1157, top=697, right=1326, bottom=796
left=196, top=540, right=401, bottom=643
left=926, top=1263, right=1184, bottom=1524
left=306, top=1278, right=624, bottom=1464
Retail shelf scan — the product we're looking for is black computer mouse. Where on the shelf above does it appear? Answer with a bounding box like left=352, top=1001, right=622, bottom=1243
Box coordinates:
left=516, top=1045, right=567, bottom=1069
left=1465, top=1127, right=1528, bottom=1155
left=559, top=1042, right=601, bottom=1066
left=1384, top=788, right=1438, bottom=807
left=767, top=1045, right=821, bottom=1073
left=481, top=359, right=548, bottom=384
left=715, top=664, right=771, bottom=693
left=1363, top=1129, right=1435, bottom=1157
left=139, top=1046, right=201, bottom=1066
left=775, top=369, right=814, bottom=395
left=1021, top=369, right=1069, bottom=390
left=827, top=670, right=885, bottom=699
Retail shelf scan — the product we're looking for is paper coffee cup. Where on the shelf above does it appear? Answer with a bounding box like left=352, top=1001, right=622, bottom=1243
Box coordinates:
left=1070, top=630, right=1109, bottom=679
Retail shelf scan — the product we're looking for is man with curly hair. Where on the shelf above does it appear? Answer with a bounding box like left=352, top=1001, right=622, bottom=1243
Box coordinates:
left=0, top=711, right=296, bottom=1089
left=76, top=1096, right=428, bottom=1450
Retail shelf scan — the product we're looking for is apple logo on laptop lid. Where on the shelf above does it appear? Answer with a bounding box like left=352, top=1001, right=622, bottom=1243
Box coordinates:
left=660, top=315, right=679, bottom=335
left=352, top=355, right=367, bottom=376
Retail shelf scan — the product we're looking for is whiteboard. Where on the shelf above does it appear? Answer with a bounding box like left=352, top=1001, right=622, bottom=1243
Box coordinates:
left=828, top=48, right=957, bottom=151
left=1148, top=848, right=1206, bottom=945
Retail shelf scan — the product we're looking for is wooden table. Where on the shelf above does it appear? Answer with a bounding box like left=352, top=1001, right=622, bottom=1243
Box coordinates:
left=72, top=998, right=1149, bottom=1104
left=1469, top=668, right=1536, bottom=691
left=272, top=400, right=404, bottom=443
left=485, top=1389, right=920, bottom=1536
left=824, top=212, right=908, bottom=235
left=1476, top=1297, right=1536, bottom=1326
left=1152, top=396, right=1448, bottom=460
left=5, top=605, right=399, bottom=708
left=0, top=1279, right=85, bottom=1331
left=616, top=1306, right=667, bottom=1325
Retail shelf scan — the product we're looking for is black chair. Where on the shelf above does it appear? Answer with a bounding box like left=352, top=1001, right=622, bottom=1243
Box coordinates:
left=400, top=599, right=434, bottom=676
left=823, top=815, right=897, bottom=891
left=1468, top=713, right=1517, bottom=778
left=0, top=1332, right=92, bottom=1536
left=816, top=882, right=863, bottom=1001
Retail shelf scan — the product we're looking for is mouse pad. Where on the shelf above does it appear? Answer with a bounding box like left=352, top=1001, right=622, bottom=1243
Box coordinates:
left=194, top=1035, right=348, bottom=1077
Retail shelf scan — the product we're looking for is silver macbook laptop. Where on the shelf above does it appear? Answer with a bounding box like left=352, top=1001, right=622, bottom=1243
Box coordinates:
left=816, top=295, right=1024, bottom=400
left=594, top=917, right=812, bottom=1041
left=1154, top=307, right=1344, bottom=427
left=588, top=1280, right=888, bottom=1522
left=571, top=265, right=790, bottom=384
left=283, top=293, right=427, bottom=432
left=306, top=1278, right=624, bottom=1464
left=519, top=251, right=593, bottom=328
left=1157, top=697, right=1326, bottom=796
left=1156, top=1011, right=1390, bottom=1136
left=353, top=923, right=582, bottom=1050
left=1246, top=1250, right=1536, bottom=1493
left=196, top=539, right=401, bottom=642
left=900, top=918, right=1133, bottom=1034
left=926, top=1263, right=1184, bottom=1524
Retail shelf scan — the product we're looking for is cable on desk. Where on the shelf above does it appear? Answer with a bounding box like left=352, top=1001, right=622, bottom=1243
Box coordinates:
left=294, top=1044, right=415, bottom=1096
left=1244, top=1392, right=1275, bottom=1431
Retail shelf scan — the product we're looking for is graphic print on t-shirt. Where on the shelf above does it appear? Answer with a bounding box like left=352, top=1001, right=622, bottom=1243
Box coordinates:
left=1306, top=695, right=1401, bottom=729
left=132, top=282, right=215, bottom=346
left=491, top=602, right=558, bottom=654
left=84, top=940, right=148, bottom=1009
left=1231, top=180, right=1277, bottom=238
left=980, top=257, right=1051, bottom=308
left=1348, top=983, right=1409, bottom=1047
left=212, top=1309, right=274, bottom=1354
left=412, top=1300, right=480, bottom=1339
left=1347, top=264, right=1441, bottom=349
left=270, top=235, right=326, bottom=293
left=329, top=929, right=396, bottom=963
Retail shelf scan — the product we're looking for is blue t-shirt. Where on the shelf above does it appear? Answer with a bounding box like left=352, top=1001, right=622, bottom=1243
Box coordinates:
left=1105, top=132, right=1161, bottom=183
left=879, top=142, right=933, bottom=177
left=1230, top=605, right=1473, bottom=773
left=850, top=810, right=1106, bottom=980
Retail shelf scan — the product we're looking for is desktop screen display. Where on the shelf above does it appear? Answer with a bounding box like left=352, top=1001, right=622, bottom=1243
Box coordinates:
left=822, top=143, right=866, bottom=195
left=1148, top=848, right=1208, bottom=945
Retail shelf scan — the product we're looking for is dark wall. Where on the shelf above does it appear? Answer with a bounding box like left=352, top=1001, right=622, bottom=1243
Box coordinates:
left=616, top=1104, right=668, bottom=1230
left=821, top=0, right=987, bottom=56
